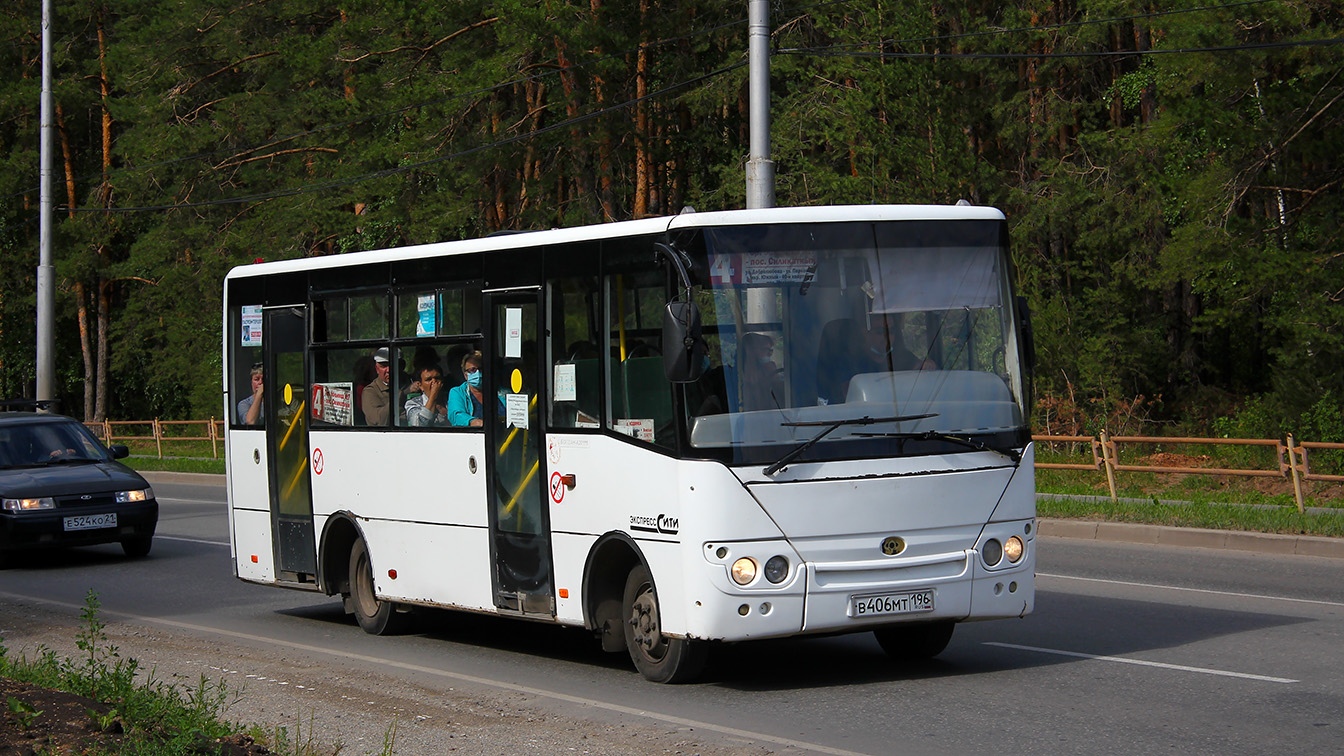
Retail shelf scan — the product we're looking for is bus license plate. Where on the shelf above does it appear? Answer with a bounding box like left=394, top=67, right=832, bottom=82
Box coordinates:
left=63, top=513, right=117, bottom=531
left=848, top=589, right=934, bottom=618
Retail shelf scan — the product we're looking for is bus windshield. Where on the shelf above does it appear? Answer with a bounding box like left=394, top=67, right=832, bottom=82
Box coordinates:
left=683, top=219, right=1027, bottom=463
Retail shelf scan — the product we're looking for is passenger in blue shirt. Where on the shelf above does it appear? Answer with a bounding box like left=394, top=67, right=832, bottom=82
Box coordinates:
left=447, top=351, right=485, bottom=427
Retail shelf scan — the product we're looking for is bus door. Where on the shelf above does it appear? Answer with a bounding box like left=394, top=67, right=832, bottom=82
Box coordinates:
left=263, top=306, right=317, bottom=578
left=484, top=290, right=555, bottom=615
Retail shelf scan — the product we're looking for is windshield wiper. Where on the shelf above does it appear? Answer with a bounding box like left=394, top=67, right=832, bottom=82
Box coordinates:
left=853, top=430, right=1022, bottom=463
left=39, top=456, right=97, bottom=466
left=764, top=414, right=938, bottom=476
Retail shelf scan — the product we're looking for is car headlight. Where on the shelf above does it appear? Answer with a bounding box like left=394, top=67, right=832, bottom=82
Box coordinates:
left=730, top=557, right=758, bottom=585
left=2, top=497, right=55, bottom=512
left=1004, top=536, right=1025, bottom=563
left=115, top=488, right=152, bottom=503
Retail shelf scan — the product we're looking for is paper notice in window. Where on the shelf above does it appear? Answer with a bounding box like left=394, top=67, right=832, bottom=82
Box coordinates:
left=241, top=305, right=262, bottom=346
left=505, top=307, right=522, bottom=358
left=417, top=294, right=436, bottom=337
left=615, top=418, right=654, bottom=443
left=506, top=393, right=529, bottom=429
left=554, top=364, right=577, bottom=402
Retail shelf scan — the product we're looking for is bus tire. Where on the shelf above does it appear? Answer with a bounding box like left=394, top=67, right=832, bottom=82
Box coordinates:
left=874, top=621, right=955, bottom=661
left=622, top=565, right=706, bottom=683
left=349, top=537, right=409, bottom=635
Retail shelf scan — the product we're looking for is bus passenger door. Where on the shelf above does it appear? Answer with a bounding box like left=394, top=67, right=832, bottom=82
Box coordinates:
left=264, top=306, right=317, bottom=578
left=485, top=291, right=555, bottom=616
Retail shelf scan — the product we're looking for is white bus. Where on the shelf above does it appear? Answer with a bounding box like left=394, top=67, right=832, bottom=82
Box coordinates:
left=223, top=204, right=1037, bottom=683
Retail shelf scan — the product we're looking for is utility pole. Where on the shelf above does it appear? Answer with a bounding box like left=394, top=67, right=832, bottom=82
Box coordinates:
left=36, top=0, right=56, bottom=409
left=745, top=0, right=774, bottom=210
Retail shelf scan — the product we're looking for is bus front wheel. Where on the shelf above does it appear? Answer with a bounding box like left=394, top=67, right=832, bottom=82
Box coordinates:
left=622, top=565, right=706, bottom=683
left=874, top=621, right=955, bottom=661
left=349, top=537, right=409, bottom=635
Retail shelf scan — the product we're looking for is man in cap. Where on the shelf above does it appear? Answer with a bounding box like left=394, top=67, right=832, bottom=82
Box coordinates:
left=362, top=347, right=392, bottom=426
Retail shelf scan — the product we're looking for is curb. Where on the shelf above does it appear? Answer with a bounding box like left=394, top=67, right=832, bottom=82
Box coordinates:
left=1038, top=518, right=1344, bottom=560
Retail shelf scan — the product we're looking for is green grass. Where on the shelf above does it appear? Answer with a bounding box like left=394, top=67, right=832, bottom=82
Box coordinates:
left=1037, top=491, right=1344, bottom=538
left=0, top=592, right=394, bottom=755
left=123, top=456, right=226, bottom=475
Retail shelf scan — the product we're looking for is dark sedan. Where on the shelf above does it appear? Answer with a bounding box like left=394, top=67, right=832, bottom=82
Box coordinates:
left=0, top=411, right=157, bottom=567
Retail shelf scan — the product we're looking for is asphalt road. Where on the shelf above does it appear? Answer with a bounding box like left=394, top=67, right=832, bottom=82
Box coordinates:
left=2, top=475, right=1342, bottom=755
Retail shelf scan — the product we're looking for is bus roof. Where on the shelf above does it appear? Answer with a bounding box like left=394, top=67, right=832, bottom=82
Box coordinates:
left=223, top=203, right=1006, bottom=281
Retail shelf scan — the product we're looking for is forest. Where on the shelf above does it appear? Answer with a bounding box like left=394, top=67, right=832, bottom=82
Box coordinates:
left=0, top=0, right=1340, bottom=442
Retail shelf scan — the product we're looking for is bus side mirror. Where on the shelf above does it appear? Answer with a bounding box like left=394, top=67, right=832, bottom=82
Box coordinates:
left=662, top=301, right=707, bottom=383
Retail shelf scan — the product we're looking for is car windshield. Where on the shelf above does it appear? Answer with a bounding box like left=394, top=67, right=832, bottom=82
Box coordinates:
left=0, top=420, right=109, bottom=468
left=681, top=219, right=1027, bottom=461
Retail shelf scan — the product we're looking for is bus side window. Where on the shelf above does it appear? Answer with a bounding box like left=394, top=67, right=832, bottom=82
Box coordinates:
left=549, top=277, right=602, bottom=429
left=606, top=270, right=675, bottom=450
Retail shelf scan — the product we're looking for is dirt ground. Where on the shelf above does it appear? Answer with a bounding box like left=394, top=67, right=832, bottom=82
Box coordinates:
left=0, top=599, right=781, bottom=756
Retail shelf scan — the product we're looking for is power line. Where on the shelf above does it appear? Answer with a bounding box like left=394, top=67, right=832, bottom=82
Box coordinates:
left=780, top=37, right=1344, bottom=60
left=788, top=0, right=1280, bottom=53
left=65, top=61, right=747, bottom=214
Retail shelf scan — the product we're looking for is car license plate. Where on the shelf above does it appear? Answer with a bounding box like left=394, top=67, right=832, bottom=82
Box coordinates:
left=63, top=513, right=117, bottom=531
left=848, top=589, right=935, bottom=618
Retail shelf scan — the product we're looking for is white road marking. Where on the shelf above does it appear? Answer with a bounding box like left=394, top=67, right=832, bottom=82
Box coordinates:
left=985, top=642, right=1298, bottom=684
left=1038, top=572, right=1344, bottom=609
left=0, top=591, right=871, bottom=756
left=153, top=535, right=230, bottom=547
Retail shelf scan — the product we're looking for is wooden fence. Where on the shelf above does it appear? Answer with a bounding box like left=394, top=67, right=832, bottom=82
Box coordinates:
left=84, top=418, right=225, bottom=460
left=1034, top=432, right=1342, bottom=513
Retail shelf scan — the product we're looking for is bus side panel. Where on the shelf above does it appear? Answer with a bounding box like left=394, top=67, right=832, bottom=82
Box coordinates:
left=356, top=519, right=496, bottom=612
left=227, top=429, right=274, bottom=581
left=232, top=508, right=278, bottom=583
left=550, top=532, right=595, bottom=625
left=306, top=431, right=488, bottom=527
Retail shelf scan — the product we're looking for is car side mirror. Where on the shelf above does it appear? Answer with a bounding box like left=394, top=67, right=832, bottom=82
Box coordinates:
left=662, top=301, right=707, bottom=383
left=109, top=444, right=130, bottom=460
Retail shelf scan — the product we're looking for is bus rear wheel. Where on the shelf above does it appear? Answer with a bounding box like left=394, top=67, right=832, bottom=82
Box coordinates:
left=349, top=537, right=409, bottom=635
left=874, top=621, right=955, bottom=661
left=622, top=565, right=706, bottom=683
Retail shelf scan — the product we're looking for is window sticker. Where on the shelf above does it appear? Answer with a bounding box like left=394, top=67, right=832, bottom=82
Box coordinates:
left=615, top=418, right=654, bottom=443
left=554, top=364, right=577, bottom=402
left=241, top=305, right=263, bottom=346
left=505, top=307, right=523, bottom=358
left=417, top=294, right=436, bottom=337
left=311, top=383, right=355, bottom=426
left=506, top=393, right=529, bottom=429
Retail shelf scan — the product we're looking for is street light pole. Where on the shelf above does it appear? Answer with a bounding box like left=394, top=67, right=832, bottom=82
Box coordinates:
left=745, top=0, right=774, bottom=210
left=36, top=0, right=56, bottom=409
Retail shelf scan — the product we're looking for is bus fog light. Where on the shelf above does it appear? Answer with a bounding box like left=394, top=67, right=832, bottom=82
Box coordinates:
left=731, top=557, right=757, bottom=585
left=1004, top=536, right=1025, bottom=563
left=764, top=556, right=789, bottom=583
left=981, top=538, right=1003, bottom=567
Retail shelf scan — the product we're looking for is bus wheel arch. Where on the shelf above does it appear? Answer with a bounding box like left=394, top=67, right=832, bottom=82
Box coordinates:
left=317, top=512, right=361, bottom=597
left=582, top=532, right=646, bottom=654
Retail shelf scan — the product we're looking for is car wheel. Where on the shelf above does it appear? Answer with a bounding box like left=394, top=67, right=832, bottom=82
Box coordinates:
left=121, top=536, right=153, bottom=559
left=348, top=537, right=410, bottom=635
left=622, top=564, right=706, bottom=683
left=874, top=621, right=955, bottom=661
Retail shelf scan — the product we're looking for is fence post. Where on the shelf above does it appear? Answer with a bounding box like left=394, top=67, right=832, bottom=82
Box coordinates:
left=103, top=418, right=112, bottom=444
left=153, top=417, right=163, bottom=459
left=1099, top=429, right=1118, bottom=502
left=1286, top=433, right=1305, bottom=514
left=210, top=416, right=218, bottom=458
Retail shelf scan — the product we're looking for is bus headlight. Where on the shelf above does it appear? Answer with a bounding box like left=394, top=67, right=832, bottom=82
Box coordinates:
left=764, top=555, right=789, bottom=584
left=731, top=558, right=758, bottom=585
left=2, top=497, right=54, bottom=512
left=1004, top=536, right=1025, bottom=563
left=981, top=538, right=1003, bottom=567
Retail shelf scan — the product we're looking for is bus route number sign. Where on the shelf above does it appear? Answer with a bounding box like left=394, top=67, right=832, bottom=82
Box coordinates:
left=848, top=589, right=935, bottom=618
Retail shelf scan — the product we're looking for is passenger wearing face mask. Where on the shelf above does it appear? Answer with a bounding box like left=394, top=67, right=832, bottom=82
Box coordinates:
left=447, top=351, right=487, bottom=427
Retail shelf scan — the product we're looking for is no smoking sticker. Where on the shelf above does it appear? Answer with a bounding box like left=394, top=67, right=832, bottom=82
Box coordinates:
left=312, top=448, right=324, bottom=475
left=549, top=471, right=565, bottom=504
